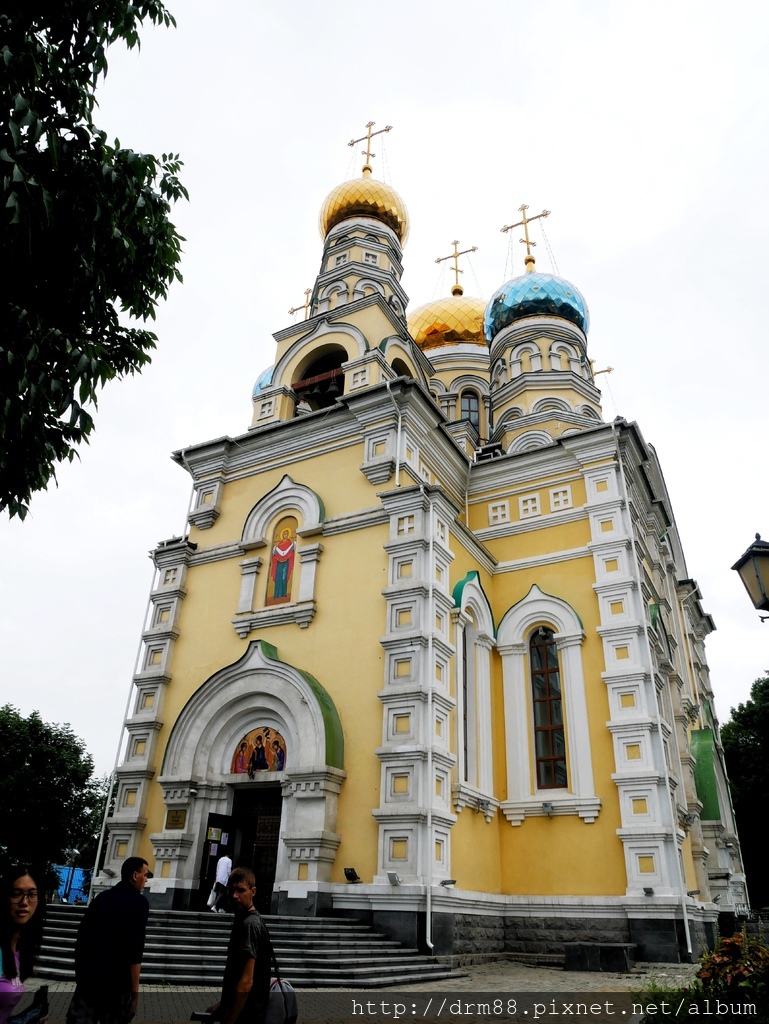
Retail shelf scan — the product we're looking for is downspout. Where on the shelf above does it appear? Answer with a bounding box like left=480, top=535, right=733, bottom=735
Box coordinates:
left=89, top=560, right=158, bottom=902
left=611, top=422, right=693, bottom=960
left=385, top=381, right=402, bottom=488
left=423, top=483, right=436, bottom=952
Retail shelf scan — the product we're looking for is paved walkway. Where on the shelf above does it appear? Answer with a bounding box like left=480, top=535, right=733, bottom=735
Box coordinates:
left=25, top=959, right=702, bottom=1022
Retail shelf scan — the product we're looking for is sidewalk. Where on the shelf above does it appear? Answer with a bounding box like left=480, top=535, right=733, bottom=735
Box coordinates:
left=25, top=958, right=701, bottom=1022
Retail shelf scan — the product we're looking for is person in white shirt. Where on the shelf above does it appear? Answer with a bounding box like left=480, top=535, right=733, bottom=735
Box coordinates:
left=212, top=854, right=232, bottom=913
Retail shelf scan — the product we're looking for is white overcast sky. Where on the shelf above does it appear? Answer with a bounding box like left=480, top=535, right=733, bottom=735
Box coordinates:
left=2, top=0, right=767, bottom=776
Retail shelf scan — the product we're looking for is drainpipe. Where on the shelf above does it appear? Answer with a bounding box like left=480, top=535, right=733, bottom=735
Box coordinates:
left=385, top=381, right=402, bottom=488
left=89, top=560, right=158, bottom=901
left=423, top=484, right=436, bottom=952
left=178, top=449, right=196, bottom=539
left=611, top=422, right=693, bottom=960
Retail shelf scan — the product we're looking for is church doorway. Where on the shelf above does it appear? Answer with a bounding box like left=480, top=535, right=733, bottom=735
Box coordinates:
left=231, top=785, right=283, bottom=914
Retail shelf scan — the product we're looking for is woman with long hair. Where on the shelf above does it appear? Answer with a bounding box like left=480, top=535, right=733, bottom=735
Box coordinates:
left=0, top=867, right=46, bottom=1024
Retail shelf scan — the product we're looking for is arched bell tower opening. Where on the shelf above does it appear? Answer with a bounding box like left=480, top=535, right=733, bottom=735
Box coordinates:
left=292, top=346, right=347, bottom=411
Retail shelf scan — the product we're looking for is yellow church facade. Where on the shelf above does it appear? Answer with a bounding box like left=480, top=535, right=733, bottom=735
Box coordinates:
left=102, top=137, right=745, bottom=961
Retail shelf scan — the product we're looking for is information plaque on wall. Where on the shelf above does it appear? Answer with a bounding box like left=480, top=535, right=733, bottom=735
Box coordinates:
left=166, top=809, right=187, bottom=830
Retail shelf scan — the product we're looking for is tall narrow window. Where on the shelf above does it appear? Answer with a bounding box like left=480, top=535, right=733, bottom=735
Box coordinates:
left=530, top=627, right=567, bottom=788
left=460, top=389, right=480, bottom=430
left=462, top=630, right=470, bottom=781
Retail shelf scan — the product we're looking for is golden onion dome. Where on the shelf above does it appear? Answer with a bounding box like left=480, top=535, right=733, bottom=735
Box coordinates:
left=408, top=289, right=487, bottom=350
left=319, top=169, right=409, bottom=244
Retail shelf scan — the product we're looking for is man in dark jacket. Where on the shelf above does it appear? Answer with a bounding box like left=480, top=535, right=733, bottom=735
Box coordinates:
left=206, top=867, right=272, bottom=1024
left=66, top=857, right=151, bottom=1024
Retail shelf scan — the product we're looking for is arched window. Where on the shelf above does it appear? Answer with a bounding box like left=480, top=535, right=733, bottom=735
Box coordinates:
left=530, top=627, right=567, bottom=788
left=451, top=572, right=497, bottom=819
left=497, top=585, right=600, bottom=824
left=460, top=388, right=480, bottom=430
left=462, top=627, right=471, bottom=782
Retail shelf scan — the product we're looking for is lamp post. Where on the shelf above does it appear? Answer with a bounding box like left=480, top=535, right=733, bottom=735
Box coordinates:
left=731, top=534, right=769, bottom=620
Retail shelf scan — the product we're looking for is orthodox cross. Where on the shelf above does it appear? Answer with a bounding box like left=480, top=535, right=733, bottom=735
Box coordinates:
left=500, top=204, right=550, bottom=258
left=289, top=288, right=312, bottom=320
left=348, top=121, right=392, bottom=172
left=435, top=239, right=478, bottom=296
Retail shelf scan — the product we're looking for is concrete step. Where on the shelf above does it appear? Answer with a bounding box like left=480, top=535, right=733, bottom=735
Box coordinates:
left=39, top=907, right=460, bottom=988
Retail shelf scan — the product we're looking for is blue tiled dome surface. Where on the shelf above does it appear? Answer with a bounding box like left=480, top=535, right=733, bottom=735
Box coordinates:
left=485, top=272, right=589, bottom=339
left=252, top=366, right=275, bottom=397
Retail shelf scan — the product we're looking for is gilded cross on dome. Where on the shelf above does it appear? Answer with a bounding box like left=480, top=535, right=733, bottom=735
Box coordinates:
left=435, top=240, right=478, bottom=297
left=289, top=288, right=312, bottom=320
left=501, top=205, right=550, bottom=272
left=348, top=121, right=392, bottom=177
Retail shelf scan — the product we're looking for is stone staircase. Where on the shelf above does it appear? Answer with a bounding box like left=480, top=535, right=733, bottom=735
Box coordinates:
left=39, top=906, right=460, bottom=988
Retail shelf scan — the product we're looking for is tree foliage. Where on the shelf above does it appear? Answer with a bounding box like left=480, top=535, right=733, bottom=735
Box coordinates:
left=722, top=673, right=769, bottom=912
left=0, top=705, right=100, bottom=870
left=0, top=1, right=187, bottom=519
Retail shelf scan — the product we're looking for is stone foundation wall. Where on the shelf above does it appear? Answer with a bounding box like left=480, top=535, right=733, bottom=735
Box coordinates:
left=503, top=915, right=630, bottom=955
left=451, top=914, right=506, bottom=954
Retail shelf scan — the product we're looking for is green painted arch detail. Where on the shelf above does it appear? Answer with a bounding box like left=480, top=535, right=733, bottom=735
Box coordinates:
left=259, top=643, right=344, bottom=770
left=452, top=570, right=497, bottom=637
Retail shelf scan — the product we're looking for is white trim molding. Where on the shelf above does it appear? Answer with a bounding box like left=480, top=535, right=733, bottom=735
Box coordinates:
left=497, top=585, right=601, bottom=826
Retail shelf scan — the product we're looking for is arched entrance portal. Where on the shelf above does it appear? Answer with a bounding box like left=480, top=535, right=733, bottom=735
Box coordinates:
left=153, top=640, right=345, bottom=911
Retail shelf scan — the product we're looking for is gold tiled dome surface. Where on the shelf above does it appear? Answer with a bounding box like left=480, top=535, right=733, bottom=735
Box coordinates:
left=407, top=295, right=487, bottom=349
left=319, top=176, right=409, bottom=243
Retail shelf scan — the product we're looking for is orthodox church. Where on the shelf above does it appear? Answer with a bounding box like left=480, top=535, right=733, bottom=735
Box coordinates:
left=101, top=124, right=746, bottom=962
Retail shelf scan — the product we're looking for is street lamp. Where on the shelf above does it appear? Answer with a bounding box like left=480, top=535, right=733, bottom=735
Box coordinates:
left=732, top=534, right=769, bottom=619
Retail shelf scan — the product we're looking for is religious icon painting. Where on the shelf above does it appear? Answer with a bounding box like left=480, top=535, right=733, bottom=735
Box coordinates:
left=230, top=726, right=287, bottom=776
left=266, top=515, right=298, bottom=606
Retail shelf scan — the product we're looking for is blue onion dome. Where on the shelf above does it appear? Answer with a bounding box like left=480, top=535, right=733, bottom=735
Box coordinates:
left=484, top=272, right=590, bottom=340
left=252, top=365, right=274, bottom=397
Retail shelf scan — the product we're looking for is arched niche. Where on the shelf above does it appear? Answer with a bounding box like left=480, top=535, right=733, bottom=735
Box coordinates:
left=451, top=572, right=497, bottom=817
left=241, top=475, right=324, bottom=547
left=509, top=341, right=543, bottom=375
left=548, top=341, right=583, bottom=374
left=507, top=430, right=554, bottom=453
left=531, top=396, right=572, bottom=415
left=235, top=476, right=325, bottom=632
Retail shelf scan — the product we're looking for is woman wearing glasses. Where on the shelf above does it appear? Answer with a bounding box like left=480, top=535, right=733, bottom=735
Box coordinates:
left=0, top=867, right=45, bottom=1024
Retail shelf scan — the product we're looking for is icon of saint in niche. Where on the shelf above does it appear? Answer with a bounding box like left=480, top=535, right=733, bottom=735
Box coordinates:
left=270, top=739, right=285, bottom=772
left=233, top=741, right=249, bottom=774
left=266, top=516, right=297, bottom=605
left=231, top=727, right=287, bottom=776
left=248, top=735, right=270, bottom=776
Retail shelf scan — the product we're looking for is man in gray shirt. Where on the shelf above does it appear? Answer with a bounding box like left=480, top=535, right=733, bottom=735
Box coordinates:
left=207, top=868, right=271, bottom=1024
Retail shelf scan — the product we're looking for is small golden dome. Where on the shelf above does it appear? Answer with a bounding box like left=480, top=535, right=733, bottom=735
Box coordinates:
left=319, top=171, right=409, bottom=243
left=408, top=293, right=487, bottom=350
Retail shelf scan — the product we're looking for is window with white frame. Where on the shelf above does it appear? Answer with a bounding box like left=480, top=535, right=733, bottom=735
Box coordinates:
left=460, top=388, right=481, bottom=430
left=550, top=486, right=572, bottom=511
left=454, top=575, right=495, bottom=800
left=363, top=252, right=379, bottom=266
left=496, top=585, right=601, bottom=824
left=519, top=493, right=540, bottom=518
left=529, top=626, right=567, bottom=788
left=334, top=253, right=348, bottom=267
left=488, top=501, right=509, bottom=525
